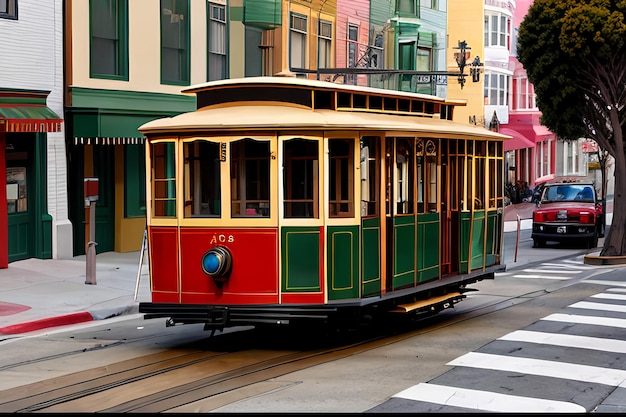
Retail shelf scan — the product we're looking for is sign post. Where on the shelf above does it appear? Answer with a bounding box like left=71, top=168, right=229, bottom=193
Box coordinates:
left=84, top=178, right=99, bottom=285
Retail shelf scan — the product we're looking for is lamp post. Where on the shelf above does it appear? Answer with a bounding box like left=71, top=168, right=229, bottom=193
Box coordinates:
left=453, top=40, right=483, bottom=89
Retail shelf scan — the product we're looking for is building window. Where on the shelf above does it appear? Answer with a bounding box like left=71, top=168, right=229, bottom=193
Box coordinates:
left=536, top=139, right=551, bottom=178
left=430, top=0, right=439, bottom=9
left=369, top=31, right=384, bottom=69
left=484, top=72, right=509, bottom=106
left=290, top=13, right=307, bottom=70
left=513, top=77, right=536, bottom=110
left=125, top=145, right=146, bottom=218
left=90, top=0, right=128, bottom=80
left=484, top=12, right=510, bottom=48
left=0, top=0, right=17, bottom=19
left=562, top=140, right=585, bottom=176
left=318, top=20, right=332, bottom=69
left=161, top=0, right=190, bottom=85
left=397, top=0, right=417, bottom=15
left=347, top=24, right=358, bottom=84
left=208, top=2, right=227, bottom=81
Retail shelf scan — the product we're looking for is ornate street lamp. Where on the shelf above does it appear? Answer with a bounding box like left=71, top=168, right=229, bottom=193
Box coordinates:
left=454, top=40, right=483, bottom=89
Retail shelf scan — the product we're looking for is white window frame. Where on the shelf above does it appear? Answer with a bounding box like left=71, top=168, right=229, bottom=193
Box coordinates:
left=536, top=139, right=552, bottom=178
left=485, top=72, right=509, bottom=106
left=208, top=2, right=227, bottom=81
left=484, top=12, right=510, bottom=48
left=290, top=13, right=307, bottom=70
left=318, top=20, right=332, bottom=69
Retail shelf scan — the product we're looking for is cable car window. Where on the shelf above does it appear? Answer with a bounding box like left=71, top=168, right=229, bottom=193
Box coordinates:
left=231, top=139, right=270, bottom=217
left=427, top=155, right=437, bottom=212
left=151, top=142, right=176, bottom=217
left=329, top=138, right=354, bottom=218
left=416, top=140, right=424, bottom=213
left=283, top=138, right=319, bottom=218
left=183, top=140, right=221, bottom=217
left=396, top=138, right=414, bottom=214
left=360, top=136, right=379, bottom=217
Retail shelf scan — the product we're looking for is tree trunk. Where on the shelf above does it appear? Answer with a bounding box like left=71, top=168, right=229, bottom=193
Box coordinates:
left=600, top=152, right=626, bottom=256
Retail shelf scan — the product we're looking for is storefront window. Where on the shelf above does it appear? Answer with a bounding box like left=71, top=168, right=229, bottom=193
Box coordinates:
left=6, top=167, right=26, bottom=213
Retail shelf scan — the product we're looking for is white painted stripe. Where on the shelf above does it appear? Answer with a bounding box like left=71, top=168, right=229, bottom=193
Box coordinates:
left=542, top=262, right=594, bottom=270
left=500, top=330, right=626, bottom=353
left=570, top=301, right=626, bottom=313
left=563, top=259, right=585, bottom=265
left=543, top=313, right=626, bottom=329
left=495, top=271, right=513, bottom=276
left=586, top=280, right=626, bottom=288
left=523, top=269, right=582, bottom=274
left=448, top=352, right=626, bottom=386
left=393, top=383, right=586, bottom=413
left=591, top=293, right=626, bottom=301
left=607, top=288, right=626, bottom=293
left=513, top=274, right=572, bottom=280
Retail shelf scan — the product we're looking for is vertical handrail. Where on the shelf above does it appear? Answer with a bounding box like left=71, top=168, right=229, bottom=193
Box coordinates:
left=514, top=214, right=521, bottom=263
left=134, top=228, right=148, bottom=301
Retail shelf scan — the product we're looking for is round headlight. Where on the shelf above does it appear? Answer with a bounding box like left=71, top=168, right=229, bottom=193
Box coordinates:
left=202, top=246, right=232, bottom=280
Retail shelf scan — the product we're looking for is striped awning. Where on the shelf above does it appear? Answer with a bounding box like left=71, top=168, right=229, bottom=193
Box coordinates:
left=73, top=137, right=145, bottom=145
left=0, top=105, right=63, bottom=133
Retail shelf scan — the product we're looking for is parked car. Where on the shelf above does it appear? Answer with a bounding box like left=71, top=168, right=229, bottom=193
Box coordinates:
left=531, top=181, right=604, bottom=248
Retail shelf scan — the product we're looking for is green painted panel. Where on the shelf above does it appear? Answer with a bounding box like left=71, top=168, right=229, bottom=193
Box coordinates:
left=327, top=226, right=359, bottom=300
left=243, top=0, right=281, bottom=29
left=417, top=212, right=439, bottom=283
left=361, top=217, right=381, bottom=297
left=394, top=216, right=415, bottom=289
left=459, top=212, right=471, bottom=274
left=281, top=227, right=320, bottom=292
left=70, top=87, right=196, bottom=113
left=471, top=212, right=485, bottom=270
left=485, top=212, right=496, bottom=267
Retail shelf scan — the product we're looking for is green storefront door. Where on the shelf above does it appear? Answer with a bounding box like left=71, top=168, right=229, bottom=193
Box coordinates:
left=68, top=145, right=115, bottom=255
left=6, top=136, right=35, bottom=262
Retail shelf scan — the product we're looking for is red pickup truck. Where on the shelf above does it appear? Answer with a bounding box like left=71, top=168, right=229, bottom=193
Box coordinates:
left=531, top=181, right=604, bottom=249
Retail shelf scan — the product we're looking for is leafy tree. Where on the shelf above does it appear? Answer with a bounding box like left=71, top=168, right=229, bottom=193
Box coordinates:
left=517, top=0, right=626, bottom=256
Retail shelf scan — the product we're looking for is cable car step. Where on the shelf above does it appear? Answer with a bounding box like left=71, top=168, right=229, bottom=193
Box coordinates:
left=390, top=292, right=463, bottom=313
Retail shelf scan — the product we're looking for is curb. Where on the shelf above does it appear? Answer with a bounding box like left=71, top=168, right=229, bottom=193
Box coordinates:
left=0, top=311, right=94, bottom=335
left=0, top=305, right=139, bottom=336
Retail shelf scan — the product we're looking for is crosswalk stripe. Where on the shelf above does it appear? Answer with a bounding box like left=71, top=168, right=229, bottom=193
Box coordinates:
left=392, top=383, right=586, bottom=413
left=586, top=280, right=626, bottom=288
left=591, top=293, right=626, bottom=301
left=607, top=288, right=626, bottom=293
left=495, top=271, right=513, bottom=276
left=448, top=352, right=626, bottom=386
left=570, top=301, right=626, bottom=313
left=512, top=274, right=571, bottom=280
left=499, top=330, right=626, bottom=353
left=542, top=262, right=594, bottom=270
left=523, top=269, right=582, bottom=274
left=543, top=313, right=626, bottom=329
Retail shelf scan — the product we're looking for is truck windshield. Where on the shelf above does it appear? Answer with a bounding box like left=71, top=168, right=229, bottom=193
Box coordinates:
left=541, top=185, right=594, bottom=203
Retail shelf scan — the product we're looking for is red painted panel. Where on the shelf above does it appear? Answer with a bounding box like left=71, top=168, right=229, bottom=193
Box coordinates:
left=281, top=292, right=325, bottom=304
left=152, top=292, right=180, bottom=303
left=179, top=228, right=279, bottom=304
left=149, top=227, right=179, bottom=293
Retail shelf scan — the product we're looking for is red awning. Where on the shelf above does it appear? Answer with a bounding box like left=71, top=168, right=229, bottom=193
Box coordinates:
left=0, top=105, right=63, bottom=133
left=500, top=127, right=535, bottom=152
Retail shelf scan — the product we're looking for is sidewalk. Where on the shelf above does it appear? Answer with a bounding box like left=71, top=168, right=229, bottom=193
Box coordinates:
left=0, top=200, right=613, bottom=337
left=0, top=250, right=151, bottom=336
